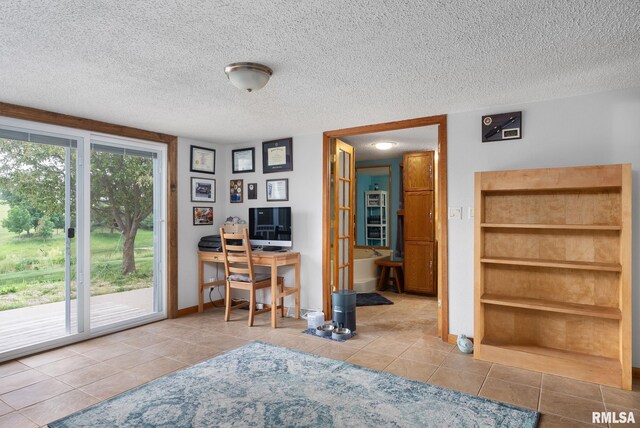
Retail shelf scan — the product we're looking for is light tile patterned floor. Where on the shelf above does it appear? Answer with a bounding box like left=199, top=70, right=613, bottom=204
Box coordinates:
left=0, top=291, right=638, bottom=427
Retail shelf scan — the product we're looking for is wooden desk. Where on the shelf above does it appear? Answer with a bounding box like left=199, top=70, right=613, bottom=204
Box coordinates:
left=198, top=250, right=301, bottom=328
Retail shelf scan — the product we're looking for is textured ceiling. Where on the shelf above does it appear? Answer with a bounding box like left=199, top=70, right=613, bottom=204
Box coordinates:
left=1, top=1, right=639, bottom=143
left=342, top=126, right=438, bottom=161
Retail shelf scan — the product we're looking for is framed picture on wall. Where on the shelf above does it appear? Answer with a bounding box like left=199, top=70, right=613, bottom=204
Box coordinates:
left=193, top=207, right=213, bottom=225
left=232, top=148, right=255, bottom=173
left=190, top=146, right=215, bottom=174
left=191, top=178, right=216, bottom=202
left=230, top=179, right=243, bottom=203
left=266, top=178, right=289, bottom=201
left=248, top=183, right=257, bottom=199
left=262, top=138, right=292, bottom=173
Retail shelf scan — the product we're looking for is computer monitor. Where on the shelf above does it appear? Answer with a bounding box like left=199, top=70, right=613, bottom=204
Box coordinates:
left=248, top=207, right=292, bottom=249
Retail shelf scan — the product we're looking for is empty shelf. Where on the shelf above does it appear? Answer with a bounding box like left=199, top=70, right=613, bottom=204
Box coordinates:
left=480, top=294, right=621, bottom=319
left=481, top=223, right=621, bottom=231
left=480, top=256, right=622, bottom=272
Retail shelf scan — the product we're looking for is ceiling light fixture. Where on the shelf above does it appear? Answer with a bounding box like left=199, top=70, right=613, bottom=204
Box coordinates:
left=224, top=62, right=273, bottom=92
left=373, top=142, right=397, bottom=151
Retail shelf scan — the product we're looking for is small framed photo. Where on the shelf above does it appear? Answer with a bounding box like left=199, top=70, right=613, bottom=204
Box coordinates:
left=190, top=146, right=215, bottom=175
left=193, top=207, right=213, bottom=225
left=230, top=179, right=243, bottom=203
left=262, top=138, right=292, bottom=173
left=266, top=178, right=289, bottom=201
left=232, top=148, right=255, bottom=173
left=248, top=183, right=258, bottom=200
left=191, top=178, right=215, bottom=202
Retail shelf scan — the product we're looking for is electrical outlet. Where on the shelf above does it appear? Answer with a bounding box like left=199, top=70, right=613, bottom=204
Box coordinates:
left=448, top=207, right=462, bottom=220
left=468, top=208, right=474, bottom=219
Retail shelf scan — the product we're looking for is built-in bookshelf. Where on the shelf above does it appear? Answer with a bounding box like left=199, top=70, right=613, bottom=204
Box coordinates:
left=474, top=164, right=632, bottom=390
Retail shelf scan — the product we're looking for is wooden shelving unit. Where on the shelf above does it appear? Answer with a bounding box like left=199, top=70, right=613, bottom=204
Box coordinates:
left=474, top=164, right=632, bottom=389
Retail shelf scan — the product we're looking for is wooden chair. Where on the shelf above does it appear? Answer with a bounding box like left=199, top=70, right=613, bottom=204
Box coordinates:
left=219, top=227, right=283, bottom=326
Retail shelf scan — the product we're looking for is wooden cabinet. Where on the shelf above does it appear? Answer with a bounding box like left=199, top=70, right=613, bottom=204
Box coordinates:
left=404, top=191, right=434, bottom=241
left=404, top=242, right=434, bottom=294
left=474, top=164, right=632, bottom=390
left=404, top=152, right=434, bottom=191
left=403, top=151, right=435, bottom=295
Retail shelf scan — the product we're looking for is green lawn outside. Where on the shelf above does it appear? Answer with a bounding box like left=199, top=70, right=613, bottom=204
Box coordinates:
left=0, top=203, right=154, bottom=311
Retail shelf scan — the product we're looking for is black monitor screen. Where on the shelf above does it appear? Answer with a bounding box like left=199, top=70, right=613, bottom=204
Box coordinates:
left=248, top=207, right=292, bottom=247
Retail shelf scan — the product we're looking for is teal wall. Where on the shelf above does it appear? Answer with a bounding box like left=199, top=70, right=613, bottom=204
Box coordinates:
left=355, top=157, right=402, bottom=249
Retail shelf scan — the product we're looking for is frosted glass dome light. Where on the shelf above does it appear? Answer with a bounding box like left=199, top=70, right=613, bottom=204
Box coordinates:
left=373, top=142, right=397, bottom=151
left=224, top=62, right=273, bottom=92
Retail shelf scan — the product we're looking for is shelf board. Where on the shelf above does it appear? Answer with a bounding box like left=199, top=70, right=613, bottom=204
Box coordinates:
left=480, top=293, right=621, bottom=319
left=481, top=223, right=621, bottom=231
left=480, top=256, right=622, bottom=272
left=478, top=339, right=622, bottom=388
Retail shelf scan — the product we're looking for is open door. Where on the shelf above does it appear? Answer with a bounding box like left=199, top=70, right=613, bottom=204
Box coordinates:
left=332, top=138, right=355, bottom=294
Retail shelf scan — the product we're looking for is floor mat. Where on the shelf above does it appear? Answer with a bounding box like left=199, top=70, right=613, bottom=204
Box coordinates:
left=356, top=292, right=393, bottom=306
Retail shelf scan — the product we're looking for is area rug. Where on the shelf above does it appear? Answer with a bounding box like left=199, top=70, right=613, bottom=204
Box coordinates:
left=49, top=342, right=539, bottom=427
left=356, top=292, right=393, bottom=306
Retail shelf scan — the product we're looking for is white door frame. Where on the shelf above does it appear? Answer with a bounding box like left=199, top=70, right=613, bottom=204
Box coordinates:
left=0, top=116, right=168, bottom=363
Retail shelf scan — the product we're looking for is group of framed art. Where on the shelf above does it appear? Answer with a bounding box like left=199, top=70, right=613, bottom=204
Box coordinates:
left=227, top=178, right=289, bottom=203
left=189, top=138, right=292, bottom=225
left=230, top=137, right=293, bottom=174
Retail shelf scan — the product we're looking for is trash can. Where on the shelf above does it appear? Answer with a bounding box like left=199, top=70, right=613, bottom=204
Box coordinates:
left=332, top=290, right=356, bottom=332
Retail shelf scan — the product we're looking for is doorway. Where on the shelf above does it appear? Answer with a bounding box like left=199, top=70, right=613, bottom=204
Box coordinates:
left=322, top=115, right=449, bottom=340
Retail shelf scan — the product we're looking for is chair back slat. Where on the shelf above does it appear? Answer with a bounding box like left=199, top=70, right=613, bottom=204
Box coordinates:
left=220, top=227, right=255, bottom=282
left=226, top=244, right=245, bottom=252
left=228, top=266, right=251, bottom=275
left=223, top=232, right=245, bottom=240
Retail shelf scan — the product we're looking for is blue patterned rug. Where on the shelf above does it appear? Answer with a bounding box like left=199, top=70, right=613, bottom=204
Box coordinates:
left=49, top=342, right=539, bottom=427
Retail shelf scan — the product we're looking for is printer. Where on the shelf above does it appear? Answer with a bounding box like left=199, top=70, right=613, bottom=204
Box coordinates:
left=197, top=235, right=242, bottom=252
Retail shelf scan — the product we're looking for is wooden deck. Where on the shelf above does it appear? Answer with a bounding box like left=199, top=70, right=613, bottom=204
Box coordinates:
left=0, top=288, right=154, bottom=353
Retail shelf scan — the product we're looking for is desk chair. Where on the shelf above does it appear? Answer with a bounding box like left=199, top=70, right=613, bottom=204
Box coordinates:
left=220, top=228, right=283, bottom=326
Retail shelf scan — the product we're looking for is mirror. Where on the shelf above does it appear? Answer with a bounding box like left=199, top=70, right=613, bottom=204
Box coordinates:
left=355, top=165, right=391, bottom=248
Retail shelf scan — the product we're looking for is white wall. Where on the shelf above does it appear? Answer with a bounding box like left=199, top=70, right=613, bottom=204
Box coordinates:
left=177, top=137, right=227, bottom=310
left=446, top=87, right=640, bottom=363
left=176, top=133, right=323, bottom=312
left=221, top=133, right=324, bottom=311
left=176, top=87, right=640, bottom=364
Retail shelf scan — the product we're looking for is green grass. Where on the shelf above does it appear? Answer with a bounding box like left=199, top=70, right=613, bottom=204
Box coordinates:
left=0, top=202, right=155, bottom=311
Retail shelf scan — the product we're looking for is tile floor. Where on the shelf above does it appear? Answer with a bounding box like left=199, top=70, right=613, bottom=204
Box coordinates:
left=0, top=291, right=638, bottom=427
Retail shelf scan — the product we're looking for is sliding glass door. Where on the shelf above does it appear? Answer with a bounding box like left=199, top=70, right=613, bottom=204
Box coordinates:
left=89, top=138, right=165, bottom=331
left=0, top=126, right=80, bottom=354
left=0, top=118, right=166, bottom=361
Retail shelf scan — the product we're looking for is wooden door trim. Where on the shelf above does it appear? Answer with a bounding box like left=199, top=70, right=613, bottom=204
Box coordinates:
left=322, top=114, right=449, bottom=340
left=0, top=101, right=179, bottom=319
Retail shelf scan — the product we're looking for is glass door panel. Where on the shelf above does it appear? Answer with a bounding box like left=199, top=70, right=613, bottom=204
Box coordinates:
left=0, top=128, right=78, bottom=353
left=332, top=138, right=354, bottom=292
left=89, top=141, right=163, bottom=329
